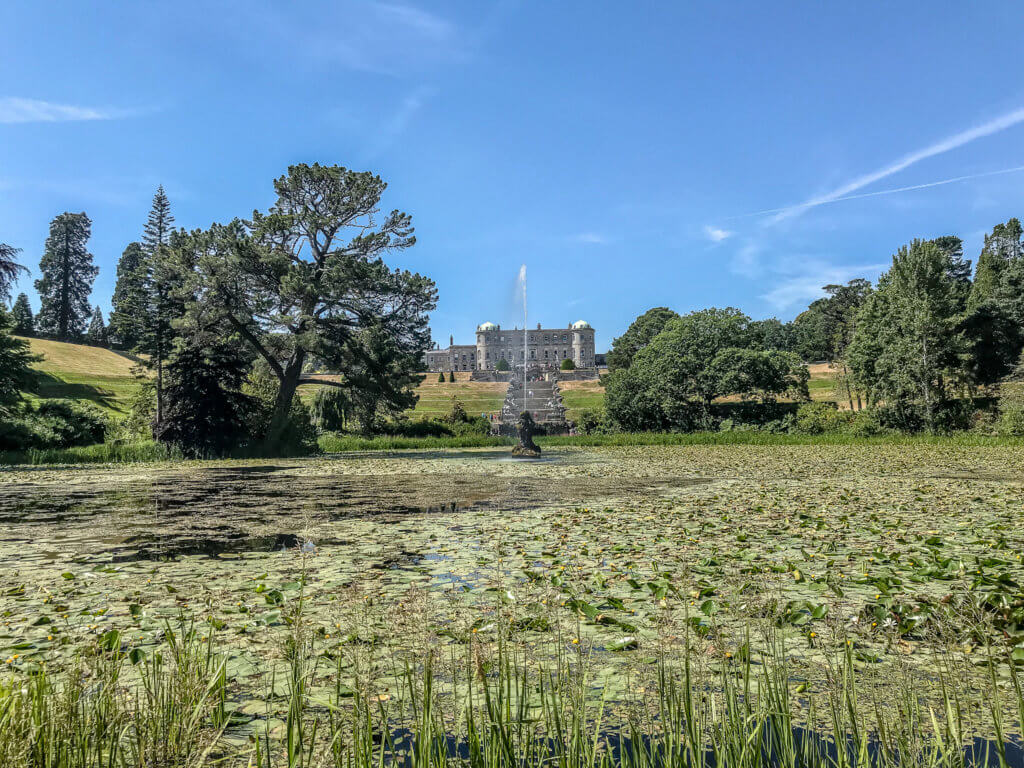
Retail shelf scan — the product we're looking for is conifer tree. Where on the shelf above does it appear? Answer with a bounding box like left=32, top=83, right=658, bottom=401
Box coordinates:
left=109, top=242, right=148, bottom=348
left=34, top=212, right=97, bottom=340
left=0, top=306, right=37, bottom=416
left=86, top=306, right=108, bottom=346
left=138, top=186, right=176, bottom=425
left=10, top=293, right=33, bottom=336
left=0, top=242, right=26, bottom=304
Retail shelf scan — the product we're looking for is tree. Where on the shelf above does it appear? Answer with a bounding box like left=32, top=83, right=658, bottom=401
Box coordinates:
left=495, top=358, right=510, bottom=372
left=606, top=307, right=680, bottom=371
left=153, top=330, right=255, bottom=457
left=603, top=307, right=807, bottom=431
left=10, top=293, right=33, bottom=335
left=34, top=212, right=97, bottom=339
left=0, top=242, right=26, bottom=304
left=448, top=370, right=456, bottom=382
left=138, top=186, right=177, bottom=426
left=86, top=306, right=108, bottom=346
left=560, top=357, right=576, bottom=370
left=969, top=219, right=1022, bottom=310
left=182, top=165, right=436, bottom=447
left=0, top=307, right=38, bottom=417
left=310, top=387, right=350, bottom=432
left=747, top=318, right=793, bottom=351
left=848, top=239, right=970, bottom=430
left=109, top=242, right=149, bottom=348
left=437, top=371, right=446, bottom=382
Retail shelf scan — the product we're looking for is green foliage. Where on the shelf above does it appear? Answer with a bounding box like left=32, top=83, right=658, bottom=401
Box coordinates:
left=605, top=307, right=809, bottom=431
left=310, top=387, right=350, bottom=433
left=437, top=371, right=445, bottom=382
left=445, top=397, right=468, bottom=424
left=791, top=279, right=873, bottom=362
left=559, top=357, right=576, bottom=370
left=244, top=361, right=318, bottom=455
left=34, top=212, right=98, bottom=339
left=495, top=358, right=510, bottom=372
left=109, top=241, right=149, bottom=349
left=152, top=331, right=255, bottom=457
left=793, top=402, right=847, bottom=434
left=0, top=307, right=38, bottom=416
left=85, top=305, right=108, bottom=346
left=0, top=242, right=26, bottom=303
left=120, top=376, right=157, bottom=441
left=997, top=403, right=1024, bottom=436
left=606, top=306, right=679, bottom=371
left=10, top=293, right=33, bottom=335
left=178, top=165, right=436, bottom=448
left=448, top=370, right=456, bottom=382
left=848, top=239, right=971, bottom=431
left=574, top=408, right=607, bottom=435
left=32, top=399, right=110, bottom=446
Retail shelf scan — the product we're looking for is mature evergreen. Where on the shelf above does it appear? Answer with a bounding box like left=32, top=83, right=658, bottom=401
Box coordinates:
left=848, top=240, right=970, bottom=430
left=34, top=212, right=97, bottom=339
left=182, top=164, right=436, bottom=447
left=109, top=242, right=149, bottom=348
left=969, top=219, right=1022, bottom=309
left=0, top=242, right=27, bottom=304
left=86, top=306, right=108, bottom=346
left=153, top=332, right=255, bottom=457
left=10, top=293, right=33, bottom=335
left=138, top=186, right=177, bottom=425
left=606, top=307, right=680, bottom=371
left=0, top=307, right=38, bottom=416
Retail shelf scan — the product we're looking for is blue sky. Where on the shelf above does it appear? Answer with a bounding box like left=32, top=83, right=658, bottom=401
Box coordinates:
left=2, top=2, right=1023, bottom=351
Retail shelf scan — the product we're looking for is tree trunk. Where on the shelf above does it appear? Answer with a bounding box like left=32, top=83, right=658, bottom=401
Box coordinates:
left=266, top=351, right=306, bottom=448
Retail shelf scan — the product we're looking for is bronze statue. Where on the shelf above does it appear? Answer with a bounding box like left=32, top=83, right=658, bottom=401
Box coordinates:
left=512, top=411, right=541, bottom=457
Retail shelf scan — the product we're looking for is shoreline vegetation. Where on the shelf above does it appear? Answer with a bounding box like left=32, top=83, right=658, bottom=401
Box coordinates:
left=2, top=430, right=1024, bottom=466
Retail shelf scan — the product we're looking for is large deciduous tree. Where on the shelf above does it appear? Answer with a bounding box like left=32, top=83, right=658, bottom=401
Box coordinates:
left=183, top=164, right=437, bottom=446
left=34, top=212, right=97, bottom=339
left=109, top=241, right=149, bottom=348
left=606, top=307, right=680, bottom=371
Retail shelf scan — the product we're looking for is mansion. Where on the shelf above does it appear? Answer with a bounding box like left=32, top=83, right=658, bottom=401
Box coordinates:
left=424, top=320, right=597, bottom=372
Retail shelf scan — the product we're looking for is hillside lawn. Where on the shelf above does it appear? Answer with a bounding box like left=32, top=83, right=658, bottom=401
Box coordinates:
left=15, top=337, right=843, bottom=427
left=17, top=337, right=142, bottom=418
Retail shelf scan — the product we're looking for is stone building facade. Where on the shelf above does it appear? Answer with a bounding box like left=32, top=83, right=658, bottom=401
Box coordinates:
left=423, top=321, right=596, bottom=372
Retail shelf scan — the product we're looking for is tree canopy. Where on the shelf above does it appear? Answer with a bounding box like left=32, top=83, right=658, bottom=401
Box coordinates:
left=606, top=306, right=679, bottom=371
left=178, top=164, right=437, bottom=446
left=34, top=212, right=97, bottom=340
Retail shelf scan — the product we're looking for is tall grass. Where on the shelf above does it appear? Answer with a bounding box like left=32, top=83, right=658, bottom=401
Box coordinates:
left=2, top=623, right=1023, bottom=767
left=0, top=440, right=181, bottom=466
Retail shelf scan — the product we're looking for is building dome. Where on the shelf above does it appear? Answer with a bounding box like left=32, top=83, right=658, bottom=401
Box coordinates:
left=571, top=320, right=591, bottom=330
left=477, top=321, right=499, bottom=331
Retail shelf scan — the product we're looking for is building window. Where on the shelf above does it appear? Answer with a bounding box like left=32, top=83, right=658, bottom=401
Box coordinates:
left=544, top=350, right=549, bottom=359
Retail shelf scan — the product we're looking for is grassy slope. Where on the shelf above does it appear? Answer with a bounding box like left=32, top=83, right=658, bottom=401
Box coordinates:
left=17, top=337, right=141, bottom=418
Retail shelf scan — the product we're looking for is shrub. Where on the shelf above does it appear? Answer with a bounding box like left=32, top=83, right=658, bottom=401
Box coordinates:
left=33, top=399, right=109, bottom=447
left=310, top=388, right=349, bottom=433
left=119, top=379, right=156, bottom=441
left=998, top=403, right=1024, bottom=436
left=0, top=417, right=56, bottom=451
left=560, top=358, right=576, bottom=371
left=437, top=372, right=445, bottom=383
left=843, top=409, right=888, bottom=437
left=495, top=359, right=510, bottom=372
left=445, top=398, right=468, bottom=425
left=448, top=371, right=456, bottom=382
left=575, top=408, right=606, bottom=435
left=450, top=416, right=491, bottom=436
left=381, top=418, right=453, bottom=438
left=792, top=402, right=845, bottom=435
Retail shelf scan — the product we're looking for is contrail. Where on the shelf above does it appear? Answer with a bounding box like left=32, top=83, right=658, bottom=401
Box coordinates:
left=725, top=164, right=1024, bottom=221
left=769, top=106, right=1024, bottom=222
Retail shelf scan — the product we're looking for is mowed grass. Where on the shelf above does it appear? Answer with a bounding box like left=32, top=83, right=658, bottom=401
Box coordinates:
left=558, top=379, right=605, bottom=420
left=807, top=361, right=838, bottom=402
left=17, top=337, right=142, bottom=418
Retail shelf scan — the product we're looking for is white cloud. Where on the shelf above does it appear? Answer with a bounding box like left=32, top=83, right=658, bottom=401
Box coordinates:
left=729, top=240, right=761, bottom=278
left=568, top=232, right=607, bottom=244
left=761, top=262, right=887, bottom=311
left=771, top=105, right=1024, bottom=222
left=703, top=224, right=732, bottom=242
left=0, top=97, right=140, bottom=124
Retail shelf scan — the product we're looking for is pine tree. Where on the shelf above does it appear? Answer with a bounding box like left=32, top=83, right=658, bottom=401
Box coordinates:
left=10, top=293, right=33, bottom=336
left=0, top=242, right=27, bottom=304
left=86, top=306, right=108, bottom=346
left=34, top=212, right=97, bottom=340
left=969, top=219, right=1022, bottom=309
left=138, top=186, right=176, bottom=425
left=109, top=242, right=148, bottom=348
left=0, top=306, right=38, bottom=416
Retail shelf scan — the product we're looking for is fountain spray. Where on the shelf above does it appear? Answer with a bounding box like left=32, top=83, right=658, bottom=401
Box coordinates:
left=519, top=264, right=527, bottom=400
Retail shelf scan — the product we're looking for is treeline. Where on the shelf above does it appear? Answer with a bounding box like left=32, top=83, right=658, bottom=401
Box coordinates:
left=0, top=164, right=437, bottom=457
left=599, top=221, right=1024, bottom=436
